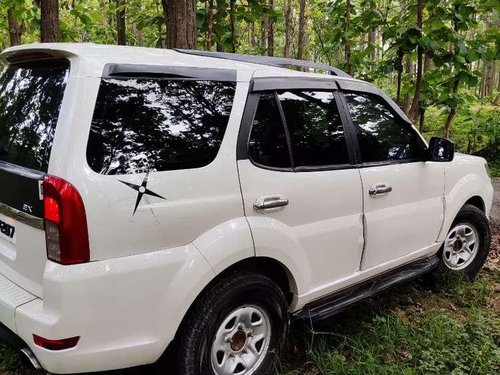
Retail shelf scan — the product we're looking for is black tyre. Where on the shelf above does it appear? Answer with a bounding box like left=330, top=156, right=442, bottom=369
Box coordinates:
left=177, top=272, right=289, bottom=375
left=439, top=204, right=491, bottom=279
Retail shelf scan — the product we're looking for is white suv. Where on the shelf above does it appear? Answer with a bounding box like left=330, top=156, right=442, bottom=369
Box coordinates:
left=0, top=44, right=493, bottom=375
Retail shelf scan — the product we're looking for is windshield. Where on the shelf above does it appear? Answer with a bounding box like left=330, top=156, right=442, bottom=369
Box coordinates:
left=0, top=59, right=69, bottom=172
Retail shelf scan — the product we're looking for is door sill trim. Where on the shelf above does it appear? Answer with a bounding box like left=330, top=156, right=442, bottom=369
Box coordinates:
left=293, top=255, right=439, bottom=321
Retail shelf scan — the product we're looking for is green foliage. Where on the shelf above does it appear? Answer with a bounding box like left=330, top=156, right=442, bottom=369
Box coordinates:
left=282, top=273, right=500, bottom=375
left=0, top=0, right=497, bottom=161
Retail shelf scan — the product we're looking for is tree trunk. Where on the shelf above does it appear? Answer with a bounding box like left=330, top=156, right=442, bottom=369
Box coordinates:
left=395, top=48, right=403, bottom=104
left=216, top=0, right=225, bottom=51
left=267, top=0, right=274, bottom=56
left=344, top=0, right=352, bottom=74
left=368, top=28, right=376, bottom=63
left=248, top=22, right=255, bottom=47
left=7, top=5, right=24, bottom=46
left=402, top=55, right=413, bottom=114
left=408, top=0, right=424, bottom=122
left=260, top=7, right=268, bottom=54
left=418, top=107, right=426, bottom=132
left=40, top=0, right=61, bottom=42
left=230, top=0, right=237, bottom=52
left=297, top=0, right=307, bottom=60
left=116, top=0, right=126, bottom=45
left=161, top=0, right=197, bottom=49
left=205, top=0, right=214, bottom=50
left=284, top=0, right=293, bottom=58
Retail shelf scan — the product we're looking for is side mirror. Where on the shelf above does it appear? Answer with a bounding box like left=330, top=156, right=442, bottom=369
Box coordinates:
left=428, top=137, right=455, bottom=162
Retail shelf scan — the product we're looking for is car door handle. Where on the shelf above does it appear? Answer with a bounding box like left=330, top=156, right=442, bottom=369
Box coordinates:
left=253, top=195, right=289, bottom=210
left=369, top=184, right=393, bottom=197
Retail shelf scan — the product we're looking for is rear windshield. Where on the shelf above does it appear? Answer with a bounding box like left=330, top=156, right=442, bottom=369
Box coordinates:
left=0, top=59, right=69, bottom=172
left=87, top=78, right=235, bottom=175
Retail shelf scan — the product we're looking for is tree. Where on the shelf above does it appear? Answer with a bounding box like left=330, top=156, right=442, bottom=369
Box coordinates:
left=284, top=0, right=293, bottom=58
left=39, top=0, right=61, bottom=42
left=408, top=0, right=424, bottom=122
left=161, top=0, right=197, bottom=49
left=344, top=0, right=352, bottom=74
left=116, top=0, right=126, bottom=45
left=297, top=0, right=306, bottom=60
left=205, top=0, right=214, bottom=50
left=267, top=0, right=274, bottom=56
left=7, top=4, right=24, bottom=46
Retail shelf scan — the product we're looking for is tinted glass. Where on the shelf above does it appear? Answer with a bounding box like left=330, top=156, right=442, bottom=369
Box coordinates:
left=344, top=92, right=422, bottom=163
left=248, top=93, right=291, bottom=169
left=278, top=90, right=349, bottom=167
left=0, top=60, right=69, bottom=171
left=87, top=79, right=235, bottom=175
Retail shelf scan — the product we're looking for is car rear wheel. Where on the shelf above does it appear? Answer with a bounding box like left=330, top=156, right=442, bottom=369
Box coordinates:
left=177, top=272, right=289, bottom=375
left=440, top=204, right=491, bottom=279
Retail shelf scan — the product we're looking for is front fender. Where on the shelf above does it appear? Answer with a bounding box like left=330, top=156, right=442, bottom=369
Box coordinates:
left=438, top=172, right=493, bottom=242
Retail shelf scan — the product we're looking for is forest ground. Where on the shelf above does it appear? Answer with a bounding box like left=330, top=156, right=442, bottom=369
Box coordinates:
left=0, top=180, right=499, bottom=375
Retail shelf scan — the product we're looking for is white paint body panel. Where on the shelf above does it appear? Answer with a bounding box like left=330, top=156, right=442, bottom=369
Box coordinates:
left=360, top=161, right=445, bottom=269
left=238, top=160, right=364, bottom=294
left=0, top=44, right=493, bottom=374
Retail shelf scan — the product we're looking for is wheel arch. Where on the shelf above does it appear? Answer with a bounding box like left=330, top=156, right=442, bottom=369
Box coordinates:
left=439, top=173, right=490, bottom=242
left=159, top=256, right=297, bottom=363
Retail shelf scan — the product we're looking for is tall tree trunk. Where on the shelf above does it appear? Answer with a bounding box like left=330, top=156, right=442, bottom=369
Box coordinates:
left=260, top=7, right=268, bottom=54
left=284, top=0, right=293, bottom=58
left=408, top=0, right=424, bottom=122
left=40, top=0, right=61, bottom=42
left=344, top=0, right=352, bottom=74
left=248, top=22, right=255, bottom=46
left=215, top=0, right=225, bottom=51
left=7, top=5, right=24, bottom=46
left=116, top=0, right=126, bottom=45
left=267, top=0, right=274, bottom=56
left=444, top=11, right=461, bottom=138
left=395, top=48, right=404, bottom=104
left=230, top=0, right=236, bottom=52
left=297, top=0, right=307, bottom=60
left=205, top=0, right=214, bottom=50
left=161, top=0, right=197, bottom=49
left=402, top=55, right=413, bottom=114
left=418, top=107, right=426, bottom=132
left=368, top=28, right=376, bottom=64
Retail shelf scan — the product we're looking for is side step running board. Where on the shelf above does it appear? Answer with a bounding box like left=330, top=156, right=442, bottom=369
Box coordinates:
left=293, top=255, right=439, bottom=321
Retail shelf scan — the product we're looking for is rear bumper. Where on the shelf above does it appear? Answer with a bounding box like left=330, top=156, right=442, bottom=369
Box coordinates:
left=0, top=243, right=214, bottom=374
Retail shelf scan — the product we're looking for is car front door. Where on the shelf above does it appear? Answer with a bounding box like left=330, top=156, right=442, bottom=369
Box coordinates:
left=340, top=89, right=445, bottom=270
left=237, top=80, right=364, bottom=296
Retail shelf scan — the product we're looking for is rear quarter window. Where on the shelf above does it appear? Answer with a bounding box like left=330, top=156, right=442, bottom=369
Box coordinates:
left=0, top=59, right=69, bottom=172
left=87, top=78, right=236, bottom=175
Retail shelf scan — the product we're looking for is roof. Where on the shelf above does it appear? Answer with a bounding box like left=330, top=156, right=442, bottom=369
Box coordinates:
left=0, top=43, right=360, bottom=84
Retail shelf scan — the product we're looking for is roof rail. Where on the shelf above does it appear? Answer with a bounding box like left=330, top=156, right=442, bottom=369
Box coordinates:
left=174, top=49, right=352, bottom=78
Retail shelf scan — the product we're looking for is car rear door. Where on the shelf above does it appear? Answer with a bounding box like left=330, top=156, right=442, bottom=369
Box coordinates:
left=237, top=78, right=364, bottom=295
left=338, top=83, right=445, bottom=270
left=0, top=58, right=70, bottom=297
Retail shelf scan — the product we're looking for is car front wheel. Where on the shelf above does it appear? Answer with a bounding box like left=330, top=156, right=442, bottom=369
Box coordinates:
left=440, top=204, right=491, bottom=279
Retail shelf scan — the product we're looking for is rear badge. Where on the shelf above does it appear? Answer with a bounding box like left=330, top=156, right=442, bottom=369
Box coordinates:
left=119, top=172, right=165, bottom=215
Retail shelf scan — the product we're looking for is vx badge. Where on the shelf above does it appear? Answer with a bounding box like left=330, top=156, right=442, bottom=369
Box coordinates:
left=119, top=172, right=165, bottom=215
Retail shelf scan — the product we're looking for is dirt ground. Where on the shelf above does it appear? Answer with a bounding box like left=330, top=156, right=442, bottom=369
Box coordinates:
left=485, top=178, right=500, bottom=271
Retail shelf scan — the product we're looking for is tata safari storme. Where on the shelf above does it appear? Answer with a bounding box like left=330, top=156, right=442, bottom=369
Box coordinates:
left=0, top=44, right=493, bottom=375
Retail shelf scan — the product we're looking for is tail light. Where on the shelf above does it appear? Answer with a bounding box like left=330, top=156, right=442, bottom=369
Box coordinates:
left=33, top=334, right=80, bottom=350
left=43, top=176, right=90, bottom=265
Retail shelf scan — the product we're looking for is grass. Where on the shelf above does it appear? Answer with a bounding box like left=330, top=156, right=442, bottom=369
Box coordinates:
left=280, top=271, right=500, bottom=375
left=0, top=273, right=498, bottom=375
left=489, top=162, right=500, bottom=178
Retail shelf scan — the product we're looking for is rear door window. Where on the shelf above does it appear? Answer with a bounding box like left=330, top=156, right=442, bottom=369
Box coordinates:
left=87, top=78, right=236, bottom=175
left=248, top=93, right=292, bottom=169
left=278, top=90, right=350, bottom=167
left=0, top=59, right=70, bottom=172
